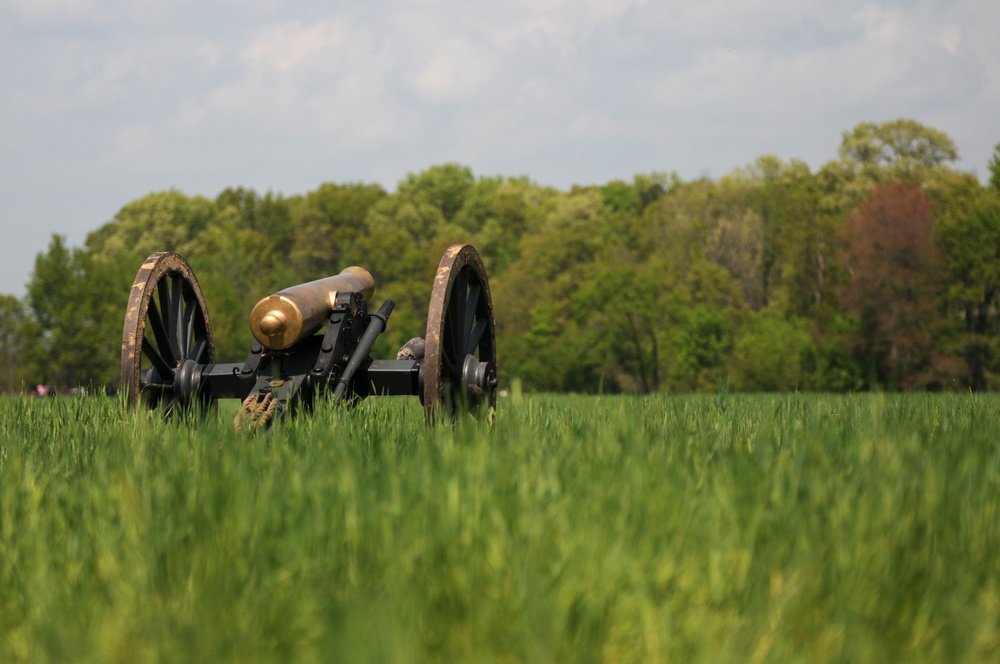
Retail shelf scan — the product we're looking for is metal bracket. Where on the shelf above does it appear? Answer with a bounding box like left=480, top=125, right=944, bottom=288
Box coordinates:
left=308, top=293, right=365, bottom=380
left=239, top=339, right=266, bottom=377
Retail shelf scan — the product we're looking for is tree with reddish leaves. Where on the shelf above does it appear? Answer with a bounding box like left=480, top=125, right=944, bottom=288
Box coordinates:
left=839, top=182, right=957, bottom=389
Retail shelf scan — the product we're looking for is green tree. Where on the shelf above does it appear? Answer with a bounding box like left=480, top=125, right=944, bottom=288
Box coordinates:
left=633, top=175, right=754, bottom=391
left=838, top=118, right=958, bottom=180
left=452, top=176, right=554, bottom=274
left=937, top=182, right=1000, bottom=390
left=990, top=143, right=1000, bottom=193
left=86, top=190, right=215, bottom=261
left=0, top=295, right=29, bottom=393
left=79, top=189, right=294, bottom=366
left=288, top=182, right=387, bottom=281
left=84, top=191, right=221, bottom=384
left=643, top=177, right=716, bottom=278
left=184, top=216, right=271, bottom=359
left=25, top=236, right=111, bottom=388
left=729, top=314, right=814, bottom=391
left=819, top=119, right=961, bottom=216
left=352, top=166, right=496, bottom=357
left=668, top=262, right=746, bottom=391
left=573, top=257, right=675, bottom=393
left=600, top=180, right=640, bottom=212
left=744, top=156, right=833, bottom=317
left=215, top=187, right=295, bottom=268
left=397, top=163, right=475, bottom=222
left=494, top=189, right=607, bottom=391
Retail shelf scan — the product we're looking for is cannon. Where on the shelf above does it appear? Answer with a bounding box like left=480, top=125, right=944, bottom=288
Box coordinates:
left=120, top=244, right=497, bottom=429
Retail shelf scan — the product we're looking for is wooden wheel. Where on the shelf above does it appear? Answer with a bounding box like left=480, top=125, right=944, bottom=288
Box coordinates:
left=423, top=244, right=497, bottom=424
left=121, top=252, right=215, bottom=413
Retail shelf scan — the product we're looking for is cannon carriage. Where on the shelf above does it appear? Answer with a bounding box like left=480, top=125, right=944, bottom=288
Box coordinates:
left=120, top=244, right=497, bottom=429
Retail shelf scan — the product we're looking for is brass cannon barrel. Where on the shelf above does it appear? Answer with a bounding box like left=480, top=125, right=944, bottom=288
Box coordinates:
left=249, top=267, right=375, bottom=350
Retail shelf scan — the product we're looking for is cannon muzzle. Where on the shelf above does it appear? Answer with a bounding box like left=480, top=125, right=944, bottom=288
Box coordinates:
left=249, top=267, right=375, bottom=350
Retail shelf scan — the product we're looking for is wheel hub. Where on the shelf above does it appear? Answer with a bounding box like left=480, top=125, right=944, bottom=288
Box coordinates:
left=461, top=354, right=497, bottom=407
left=175, top=358, right=203, bottom=403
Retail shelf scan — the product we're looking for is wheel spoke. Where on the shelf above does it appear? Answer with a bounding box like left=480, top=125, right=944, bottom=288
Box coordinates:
left=463, top=280, right=481, bottom=345
left=187, top=338, right=208, bottom=363
left=443, top=302, right=460, bottom=370
left=443, top=353, right=459, bottom=378
left=182, top=289, right=198, bottom=357
left=449, top=268, right=468, bottom=322
left=142, top=336, right=175, bottom=379
left=466, top=318, right=487, bottom=356
left=139, top=369, right=172, bottom=394
left=449, top=269, right=469, bottom=361
left=443, top=327, right=458, bottom=380
left=146, top=297, right=177, bottom=368
left=171, top=274, right=184, bottom=360
left=157, top=275, right=176, bottom=361
left=441, top=325, right=462, bottom=374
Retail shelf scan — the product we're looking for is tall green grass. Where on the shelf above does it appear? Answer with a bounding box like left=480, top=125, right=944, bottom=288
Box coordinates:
left=1, top=393, right=999, bottom=662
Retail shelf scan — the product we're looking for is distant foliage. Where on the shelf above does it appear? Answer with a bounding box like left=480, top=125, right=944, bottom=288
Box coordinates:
left=5, top=120, right=1000, bottom=393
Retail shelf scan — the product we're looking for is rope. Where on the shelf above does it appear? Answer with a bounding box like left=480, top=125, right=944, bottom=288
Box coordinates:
left=233, top=391, right=278, bottom=433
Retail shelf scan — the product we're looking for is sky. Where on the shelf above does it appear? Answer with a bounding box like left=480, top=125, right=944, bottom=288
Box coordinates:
left=2, top=0, right=998, bottom=297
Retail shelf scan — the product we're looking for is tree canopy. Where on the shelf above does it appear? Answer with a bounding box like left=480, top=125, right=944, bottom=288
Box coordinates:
left=5, top=119, right=1000, bottom=394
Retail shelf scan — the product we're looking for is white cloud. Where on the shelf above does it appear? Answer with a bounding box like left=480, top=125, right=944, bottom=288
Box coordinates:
left=933, top=26, right=962, bottom=55
left=635, top=2, right=984, bottom=125
left=240, top=19, right=347, bottom=73
left=409, top=38, right=498, bottom=105
left=3, top=0, right=100, bottom=21
left=2, top=0, right=1000, bottom=294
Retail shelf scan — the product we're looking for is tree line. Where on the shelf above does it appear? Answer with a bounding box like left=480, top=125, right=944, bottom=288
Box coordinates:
left=2, top=119, right=1000, bottom=394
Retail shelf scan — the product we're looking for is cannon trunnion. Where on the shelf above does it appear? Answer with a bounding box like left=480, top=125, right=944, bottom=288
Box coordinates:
left=120, top=244, right=497, bottom=429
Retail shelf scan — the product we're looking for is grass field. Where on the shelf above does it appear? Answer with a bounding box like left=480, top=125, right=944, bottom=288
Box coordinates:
left=1, top=392, right=999, bottom=663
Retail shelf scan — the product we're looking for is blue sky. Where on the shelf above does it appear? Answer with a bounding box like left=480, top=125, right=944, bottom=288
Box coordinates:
left=2, top=0, right=998, bottom=296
